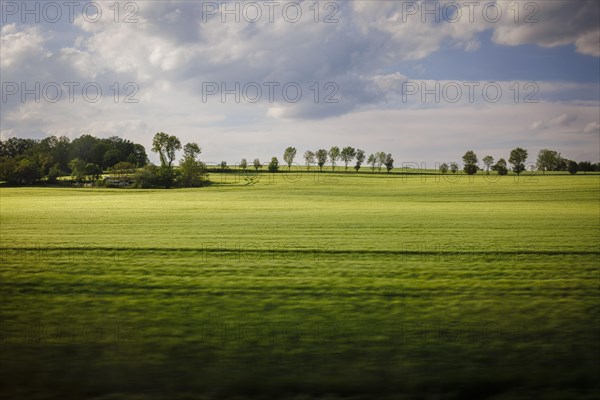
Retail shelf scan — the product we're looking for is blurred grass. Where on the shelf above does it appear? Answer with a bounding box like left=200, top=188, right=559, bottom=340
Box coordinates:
left=1, top=173, right=599, bottom=399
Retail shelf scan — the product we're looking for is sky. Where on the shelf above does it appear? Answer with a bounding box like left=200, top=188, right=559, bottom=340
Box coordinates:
left=1, top=0, right=599, bottom=166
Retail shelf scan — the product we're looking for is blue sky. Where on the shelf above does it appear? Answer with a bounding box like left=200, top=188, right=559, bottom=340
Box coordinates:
left=1, top=0, right=599, bottom=165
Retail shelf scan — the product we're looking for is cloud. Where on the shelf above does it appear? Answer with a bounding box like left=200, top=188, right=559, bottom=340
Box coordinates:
left=492, top=0, right=600, bottom=56
left=583, top=121, right=600, bottom=133
left=1, top=0, right=599, bottom=163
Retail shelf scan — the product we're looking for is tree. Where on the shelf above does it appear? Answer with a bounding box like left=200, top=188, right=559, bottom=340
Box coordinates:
left=84, top=163, right=103, bottom=181
left=283, top=147, right=297, bottom=171
left=253, top=158, right=262, bottom=171
left=219, top=161, right=228, bottom=171
left=482, top=156, right=494, bottom=174
left=12, top=158, right=41, bottom=185
left=567, top=160, right=578, bottom=174
left=439, top=163, right=449, bottom=174
left=536, top=149, right=559, bottom=174
left=328, top=146, right=340, bottom=171
left=367, top=154, right=376, bottom=171
left=340, top=146, right=356, bottom=171
left=303, top=150, right=315, bottom=171
left=509, top=147, right=528, bottom=175
left=102, top=149, right=121, bottom=169
left=131, top=143, right=148, bottom=167
left=268, top=157, right=279, bottom=172
left=240, top=158, right=248, bottom=171
left=384, top=153, right=394, bottom=173
left=47, top=164, right=63, bottom=183
left=375, top=152, right=386, bottom=172
left=354, top=149, right=365, bottom=172
left=152, top=132, right=181, bottom=167
left=111, top=161, right=136, bottom=178
left=69, top=158, right=86, bottom=182
left=492, top=158, right=508, bottom=175
left=462, top=150, right=478, bottom=175
left=179, top=142, right=208, bottom=187
left=450, top=162, right=459, bottom=174
left=316, top=149, right=328, bottom=172
left=578, top=161, right=593, bottom=174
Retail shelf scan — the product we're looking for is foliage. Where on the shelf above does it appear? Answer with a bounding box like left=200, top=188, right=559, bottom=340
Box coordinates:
left=268, top=157, right=279, bottom=172
left=462, top=150, right=479, bottom=175
left=493, top=158, right=508, bottom=175
left=482, top=156, right=494, bottom=174
left=509, top=147, right=528, bottom=175
left=303, top=150, right=315, bottom=170
left=316, top=149, right=328, bottom=172
left=340, top=146, right=356, bottom=171
left=355, top=149, right=365, bottom=171
left=328, top=146, right=340, bottom=171
left=152, top=132, right=182, bottom=168
left=384, top=153, right=394, bottom=173
left=283, top=147, right=297, bottom=170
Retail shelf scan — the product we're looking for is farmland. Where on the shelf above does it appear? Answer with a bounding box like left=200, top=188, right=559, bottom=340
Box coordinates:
left=1, top=172, right=599, bottom=399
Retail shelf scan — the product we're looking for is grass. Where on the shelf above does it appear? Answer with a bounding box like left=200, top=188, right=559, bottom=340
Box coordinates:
left=1, top=172, right=599, bottom=399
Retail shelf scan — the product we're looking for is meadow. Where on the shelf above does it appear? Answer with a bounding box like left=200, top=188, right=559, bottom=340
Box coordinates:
left=1, top=171, right=599, bottom=399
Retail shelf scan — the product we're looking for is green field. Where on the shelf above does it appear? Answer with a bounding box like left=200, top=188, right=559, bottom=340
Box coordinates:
left=1, top=172, right=599, bottom=399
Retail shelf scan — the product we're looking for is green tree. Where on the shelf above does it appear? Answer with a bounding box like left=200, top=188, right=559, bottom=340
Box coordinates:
left=450, top=162, right=459, bottom=174
left=47, top=164, right=63, bottom=183
left=303, top=150, right=315, bottom=171
left=354, top=149, right=365, bottom=172
left=509, top=147, right=528, bottom=175
left=328, top=146, right=340, bottom=171
left=102, top=149, right=121, bottom=169
left=567, top=160, right=578, bottom=174
left=340, top=146, right=356, bottom=171
left=492, top=158, right=508, bottom=175
left=439, top=163, right=449, bottom=174
left=536, top=149, right=559, bottom=174
left=69, top=158, right=86, bottom=182
left=367, top=154, right=376, bottom=171
left=240, top=158, right=248, bottom=171
left=268, top=157, right=279, bottom=172
left=253, top=158, right=262, bottom=171
left=178, top=142, right=208, bottom=187
left=482, top=156, right=494, bottom=174
left=375, top=151, right=386, bottom=172
left=384, top=153, right=394, bottom=173
left=111, top=161, right=136, bottom=178
left=316, top=149, right=328, bottom=172
left=84, top=163, right=103, bottom=181
left=462, top=150, right=479, bottom=175
left=283, top=147, right=297, bottom=171
left=130, top=144, right=148, bottom=167
left=13, top=158, right=41, bottom=185
left=578, top=161, right=593, bottom=174
left=152, top=132, right=181, bottom=167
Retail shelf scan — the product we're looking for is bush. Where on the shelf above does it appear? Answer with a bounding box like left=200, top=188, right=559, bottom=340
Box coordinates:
left=268, top=157, right=279, bottom=173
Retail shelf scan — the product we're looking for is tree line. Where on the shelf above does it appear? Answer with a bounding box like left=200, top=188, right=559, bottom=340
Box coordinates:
left=235, top=147, right=395, bottom=174
left=447, top=148, right=599, bottom=176
left=1, top=133, right=598, bottom=187
left=0, top=135, right=148, bottom=185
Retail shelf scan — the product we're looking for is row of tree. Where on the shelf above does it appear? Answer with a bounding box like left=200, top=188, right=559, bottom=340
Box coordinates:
left=0, top=135, right=148, bottom=185
left=447, top=148, right=599, bottom=176
left=235, top=147, right=395, bottom=174
left=2, top=133, right=599, bottom=186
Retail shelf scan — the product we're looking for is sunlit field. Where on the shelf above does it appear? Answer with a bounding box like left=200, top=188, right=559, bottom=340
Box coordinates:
left=1, top=172, right=599, bottom=399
